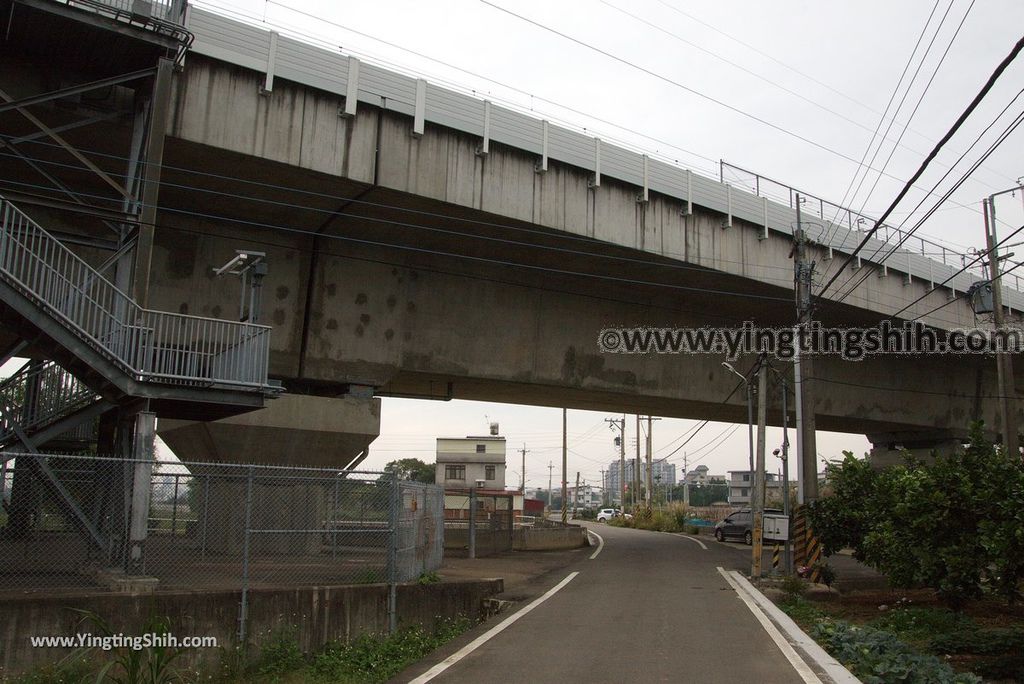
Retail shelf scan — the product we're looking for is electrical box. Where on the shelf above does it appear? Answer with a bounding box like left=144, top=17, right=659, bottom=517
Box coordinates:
left=763, top=514, right=789, bottom=541
left=969, top=281, right=994, bottom=314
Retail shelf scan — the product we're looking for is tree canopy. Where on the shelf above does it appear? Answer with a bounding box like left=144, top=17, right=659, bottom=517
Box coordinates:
left=381, top=458, right=435, bottom=483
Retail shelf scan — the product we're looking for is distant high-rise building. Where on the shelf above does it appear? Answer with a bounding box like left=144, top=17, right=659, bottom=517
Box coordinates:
left=605, top=459, right=676, bottom=503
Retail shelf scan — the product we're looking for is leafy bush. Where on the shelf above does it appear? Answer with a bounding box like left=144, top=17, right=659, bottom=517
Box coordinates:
left=812, top=619, right=980, bottom=684
left=779, top=574, right=808, bottom=598
left=417, top=571, right=440, bottom=585
left=808, top=424, right=1024, bottom=610
left=575, top=508, right=596, bottom=520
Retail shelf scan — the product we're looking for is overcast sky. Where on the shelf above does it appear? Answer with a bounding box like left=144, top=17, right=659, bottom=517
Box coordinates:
left=12, top=1, right=1021, bottom=490
left=172, top=0, right=1024, bottom=490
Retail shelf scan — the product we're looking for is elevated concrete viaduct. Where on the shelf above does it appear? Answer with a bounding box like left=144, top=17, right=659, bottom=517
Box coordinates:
left=1, top=3, right=1020, bottom=469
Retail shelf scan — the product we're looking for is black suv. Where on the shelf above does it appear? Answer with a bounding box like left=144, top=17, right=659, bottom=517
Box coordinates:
left=713, top=508, right=784, bottom=545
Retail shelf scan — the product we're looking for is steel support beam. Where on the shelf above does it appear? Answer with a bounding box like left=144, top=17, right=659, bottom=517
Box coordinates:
left=0, top=86, right=131, bottom=200
left=0, top=68, right=156, bottom=114
left=132, top=57, right=173, bottom=307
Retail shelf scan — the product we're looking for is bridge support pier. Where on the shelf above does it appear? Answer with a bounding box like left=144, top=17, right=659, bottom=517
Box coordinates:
left=866, top=430, right=968, bottom=468
left=158, top=394, right=380, bottom=469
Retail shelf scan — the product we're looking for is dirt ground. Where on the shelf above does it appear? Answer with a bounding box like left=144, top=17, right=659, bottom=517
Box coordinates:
left=438, top=546, right=591, bottom=601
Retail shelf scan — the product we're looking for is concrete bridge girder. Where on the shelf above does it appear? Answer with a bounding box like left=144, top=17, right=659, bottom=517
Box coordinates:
left=3, top=47, right=1020, bottom=467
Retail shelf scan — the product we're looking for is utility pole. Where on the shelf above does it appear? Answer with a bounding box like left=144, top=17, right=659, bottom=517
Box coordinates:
left=682, top=452, right=689, bottom=506
left=793, top=193, right=818, bottom=502
left=606, top=416, right=626, bottom=510
left=985, top=191, right=1020, bottom=459
left=562, top=408, right=568, bottom=524
left=634, top=414, right=642, bottom=512
left=519, top=444, right=530, bottom=493
left=600, top=469, right=606, bottom=506
left=752, top=353, right=768, bottom=578
left=574, top=471, right=580, bottom=517
left=774, top=365, right=793, bottom=574
left=547, top=461, right=554, bottom=513
left=644, top=416, right=660, bottom=511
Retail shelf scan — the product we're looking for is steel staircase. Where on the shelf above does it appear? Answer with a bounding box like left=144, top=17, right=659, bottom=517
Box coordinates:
left=0, top=194, right=278, bottom=548
left=0, top=195, right=278, bottom=421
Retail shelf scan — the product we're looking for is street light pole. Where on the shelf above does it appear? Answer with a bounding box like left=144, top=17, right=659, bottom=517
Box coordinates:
left=722, top=361, right=756, bottom=481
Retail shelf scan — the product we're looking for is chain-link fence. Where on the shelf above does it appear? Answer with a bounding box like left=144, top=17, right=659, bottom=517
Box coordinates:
left=442, top=490, right=514, bottom=557
left=0, top=452, right=443, bottom=637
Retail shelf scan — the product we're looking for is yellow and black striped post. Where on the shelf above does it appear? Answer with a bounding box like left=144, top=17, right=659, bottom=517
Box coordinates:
left=772, top=543, right=780, bottom=573
left=792, top=505, right=808, bottom=567
left=806, top=526, right=823, bottom=582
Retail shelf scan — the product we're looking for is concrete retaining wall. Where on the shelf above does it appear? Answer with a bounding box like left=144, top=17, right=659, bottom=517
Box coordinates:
left=513, top=526, right=589, bottom=551
left=0, top=579, right=502, bottom=677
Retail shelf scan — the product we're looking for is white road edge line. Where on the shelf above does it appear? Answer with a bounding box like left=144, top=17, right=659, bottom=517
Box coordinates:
left=728, top=570, right=861, bottom=684
left=409, top=571, right=580, bottom=684
left=676, top=533, right=707, bottom=550
left=588, top=530, right=604, bottom=559
left=716, top=567, right=823, bottom=684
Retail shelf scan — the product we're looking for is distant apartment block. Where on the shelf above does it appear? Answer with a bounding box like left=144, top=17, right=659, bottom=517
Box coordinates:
left=605, top=459, right=677, bottom=503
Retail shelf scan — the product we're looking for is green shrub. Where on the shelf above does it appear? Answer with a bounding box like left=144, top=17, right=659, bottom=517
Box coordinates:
left=417, top=571, right=440, bottom=585
left=812, top=619, right=980, bottom=683
left=779, top=574, right=807, bottom=598
left=871, top=606, right=965, bottom=642
left=778, top=596, right=824, bottom=627
left=312, top=618, right=472, bottom=683
left=808, top=423, right=1024, bottom=610
left=256, top=630, right=305, bottom=677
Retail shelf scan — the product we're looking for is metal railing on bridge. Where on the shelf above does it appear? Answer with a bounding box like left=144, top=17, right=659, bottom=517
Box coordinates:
left=0, top=196, right=273, bottom=392
left=720, top=161, right=1009, bottom=290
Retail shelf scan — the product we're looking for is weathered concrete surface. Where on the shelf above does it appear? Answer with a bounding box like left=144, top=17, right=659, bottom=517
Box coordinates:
left=1, top=48, right=1019, bottom=446
left=512, top=525, right=589, bottom=551
left=0, top=580, right=502, bottom=676
left=157, top=394, right=380, bottom=467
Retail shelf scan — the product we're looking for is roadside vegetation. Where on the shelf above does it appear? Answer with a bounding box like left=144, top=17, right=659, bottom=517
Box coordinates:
left=606, top=503, right=707, bottom=535
left=808, top=422, right=1024, bottom=611
left=770, top=422, right=1024, bottom=682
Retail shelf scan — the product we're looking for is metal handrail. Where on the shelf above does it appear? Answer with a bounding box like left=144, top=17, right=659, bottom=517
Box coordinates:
left=718, top=161, right=1014, bottom=290
left=0, top=196, right=273, bottom=390
left=0, top=360, right=99, bottom=444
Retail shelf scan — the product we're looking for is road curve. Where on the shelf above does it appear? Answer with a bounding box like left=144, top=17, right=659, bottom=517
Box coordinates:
left=398, top=522, right=810, bottom=684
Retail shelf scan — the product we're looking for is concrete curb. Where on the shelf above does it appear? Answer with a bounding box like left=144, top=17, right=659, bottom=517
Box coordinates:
left=729, top=572, right=861, bottom=684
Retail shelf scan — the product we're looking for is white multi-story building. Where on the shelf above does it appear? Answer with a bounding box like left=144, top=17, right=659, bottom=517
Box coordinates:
left=565, top=484, right=602, bottom=509
left=683, top=464, right=727, bottom=486
left=727, top=470, right=796, bottom=506
left=435, top=435, right=507, bottom=489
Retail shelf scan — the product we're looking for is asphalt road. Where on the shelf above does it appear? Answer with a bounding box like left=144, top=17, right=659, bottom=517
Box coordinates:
left=397, top=523, right=812, bottom=684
